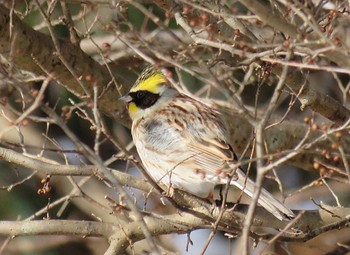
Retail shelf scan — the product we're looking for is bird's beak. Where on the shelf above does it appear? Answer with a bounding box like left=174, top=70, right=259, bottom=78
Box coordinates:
left=119, top=94, right=132, bottom=103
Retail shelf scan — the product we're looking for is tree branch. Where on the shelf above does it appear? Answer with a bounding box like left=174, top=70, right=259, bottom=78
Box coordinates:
left=238, top=0, right=350, bottom=67
left=0, top=220, right=114, bottom=237
left=1, top=146, right=350, bottom=236
left=0, top=4, right=349, bottom=174
left=0, top=146, right=151, bottom=191
left=0, top=4, right=129, bottom=126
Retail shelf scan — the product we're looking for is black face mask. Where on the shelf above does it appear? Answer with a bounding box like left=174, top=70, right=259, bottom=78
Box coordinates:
left=129, top=90, right=160, bottom=109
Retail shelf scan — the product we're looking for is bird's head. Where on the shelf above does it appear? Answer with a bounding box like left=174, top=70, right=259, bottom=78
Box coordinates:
left=120, top=67, right=177, bottom=120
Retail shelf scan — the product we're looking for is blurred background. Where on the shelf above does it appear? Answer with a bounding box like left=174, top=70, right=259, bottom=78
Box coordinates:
left=1, top=0, right=350, bottom=254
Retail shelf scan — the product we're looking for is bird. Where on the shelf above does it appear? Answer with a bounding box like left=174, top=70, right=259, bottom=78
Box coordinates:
left=120, top=66, right=294, bottom=221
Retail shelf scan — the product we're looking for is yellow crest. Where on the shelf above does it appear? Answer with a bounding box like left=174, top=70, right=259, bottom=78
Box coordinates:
left=130, top=67, right=166, bottom=94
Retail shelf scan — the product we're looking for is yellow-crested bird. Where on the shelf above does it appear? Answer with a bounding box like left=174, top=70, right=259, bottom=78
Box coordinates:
left=121, top=67, right=294, bottom=220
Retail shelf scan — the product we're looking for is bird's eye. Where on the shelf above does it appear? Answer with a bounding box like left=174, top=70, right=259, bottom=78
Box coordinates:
left=136, top=91, right=146, bottom=99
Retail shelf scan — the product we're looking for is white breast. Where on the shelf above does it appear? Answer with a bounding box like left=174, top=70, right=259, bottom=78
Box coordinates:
left=132, top=117, right=215, bottom=198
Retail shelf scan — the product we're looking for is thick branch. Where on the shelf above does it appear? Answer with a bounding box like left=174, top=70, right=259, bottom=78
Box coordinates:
left=273, top=66, right=350, bottom=125
left=0, top=220, right=114, bottom=237
left=1, top=206, right=349, bottom=252
left=1, top=146, right=350, bottom=234
left=0, top=5, right=129, bottom=126
left=222, top=110, right=350, bottom=172
left=0, top=147, right=152, bottom=193
left=1, top=146, right=350, bottom=252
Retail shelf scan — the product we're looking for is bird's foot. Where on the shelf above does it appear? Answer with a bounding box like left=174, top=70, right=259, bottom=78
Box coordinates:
left=164, top=186, right=175, bottom=198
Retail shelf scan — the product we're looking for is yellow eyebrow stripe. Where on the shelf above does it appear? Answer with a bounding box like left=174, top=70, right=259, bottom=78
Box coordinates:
left=130, top=72, right=165, bottom=94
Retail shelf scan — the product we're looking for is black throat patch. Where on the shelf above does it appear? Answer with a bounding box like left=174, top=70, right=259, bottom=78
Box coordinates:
left=129, top=90, right=160, bottom=109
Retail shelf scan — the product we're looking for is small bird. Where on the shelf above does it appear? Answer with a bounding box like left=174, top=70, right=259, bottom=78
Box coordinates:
left=121, top=66, right=294, bottom=220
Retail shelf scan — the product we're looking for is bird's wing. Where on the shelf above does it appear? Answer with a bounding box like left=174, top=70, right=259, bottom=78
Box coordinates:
left=166, top=96, right=237, bottom=176
left=167, top=97, right=295, bottom=220
left=187, top=136, right=237, bottom=176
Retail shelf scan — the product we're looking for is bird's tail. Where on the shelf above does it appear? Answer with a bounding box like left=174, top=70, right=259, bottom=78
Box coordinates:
left=231, top=169, right=295, bottom=221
